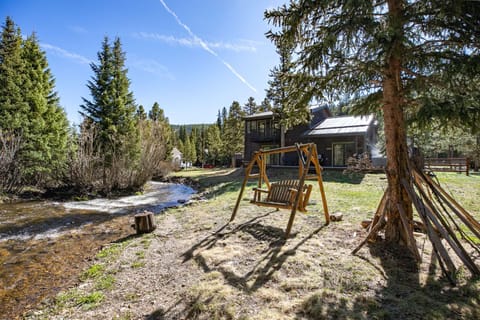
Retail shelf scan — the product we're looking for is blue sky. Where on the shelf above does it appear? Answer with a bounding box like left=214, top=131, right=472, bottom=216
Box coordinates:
left=1, top=0, right=286, bottom=125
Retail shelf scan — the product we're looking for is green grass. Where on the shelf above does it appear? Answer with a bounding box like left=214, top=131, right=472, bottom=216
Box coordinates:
left=81, top=264, right=105, bottom=280
left=55, top=289, right=105, bottom=310
left=96, top=243, right=126, bottom=261
left=95, top=274, right=116, bottom=290
left=131, top=261, right=146, bottom=269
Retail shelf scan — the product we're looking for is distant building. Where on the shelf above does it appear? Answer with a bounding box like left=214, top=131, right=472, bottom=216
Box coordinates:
left=243, top=106, right=378, bottom=167
left=171, top=147, right=182, bottom=167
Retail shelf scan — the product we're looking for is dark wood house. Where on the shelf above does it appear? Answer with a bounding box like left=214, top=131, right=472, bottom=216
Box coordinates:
left=243, top=106, right=378, bottom=167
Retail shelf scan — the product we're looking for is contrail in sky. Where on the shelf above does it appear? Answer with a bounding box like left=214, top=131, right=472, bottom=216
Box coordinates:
left=158, top=0, right=257, bottom=93
left=40, top=43, right=92, bottom=65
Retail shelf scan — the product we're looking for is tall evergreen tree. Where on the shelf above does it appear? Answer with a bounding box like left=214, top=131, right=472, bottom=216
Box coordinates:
left=178, top=125, right=187, bottom=144
left=149, top=102, right=166, bottom=122
left=0, top=17, right=68, bottom=187
left=80, top=36, right=139, bottom=172
left=206, top=124, right=222, bottom=165
left=216, top=110, right=222, bottom=129
left=243, top=96, right=258, bottom=115
left=22, top=33, right=69, bottom=182
left=136, top=105, right=147, bottom=121
left=223, top=101, right=245, bottom=167
left=265, top=36, right=299, bottom=128
left=0, top=17, right=28, bottom=132
left=259, top=98, right=272, bottom=112
left=266, top=1, right=480, bottom=250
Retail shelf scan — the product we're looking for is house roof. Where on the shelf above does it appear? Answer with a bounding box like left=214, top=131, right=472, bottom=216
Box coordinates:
left=243, top=105, right=330, bottom=120
left=243, top=111, right=274, bottom=120
left=304, top=114, right=375, bottom=137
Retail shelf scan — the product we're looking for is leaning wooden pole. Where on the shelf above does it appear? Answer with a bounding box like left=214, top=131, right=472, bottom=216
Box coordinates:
left=311, top=144, right=330, bottom=225
left=230, top=153, right=257, bottom=222
left=285, top=144, right=312, bottom=237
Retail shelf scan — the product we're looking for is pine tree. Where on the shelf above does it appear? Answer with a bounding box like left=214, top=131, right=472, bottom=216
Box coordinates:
left=149, top=102, right=165, bottom=122
left=22, top=33, right=69, bottom=183
left=147, top=102, right=172, bottom=159
left=80, top=37, right=138, bottom=159
left=0, top=17, right=25, bottom=191
left=80, top=36, right=139, bottom=189
left=216, top=110, right=222, bottom=129
left=243, top=97, right=258, bottom=115
left=206, top=124, right=222, bottom=165
left=223, top=101, right=244, bottom=167
left=136, top=105, right=147, bottom=121
left=0, top=18, right=68, bottom=188
left=0, top=17, right=28, bottom=131
left=266, top=1, right=480, bottom=249
left=258, top=98, right=271, bottom=112
left=178, top=125, right=187, bottom=144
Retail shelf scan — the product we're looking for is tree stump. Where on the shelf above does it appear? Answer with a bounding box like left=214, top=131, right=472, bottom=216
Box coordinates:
left=330, top=212, right=343, bottom=222
left=134, top=211, right=156, bottom=234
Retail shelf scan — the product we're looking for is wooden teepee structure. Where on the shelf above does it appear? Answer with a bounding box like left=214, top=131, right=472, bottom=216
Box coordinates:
left=230, top=143, right=329, bottom=238
left=353, top=164, right=480, bottom=284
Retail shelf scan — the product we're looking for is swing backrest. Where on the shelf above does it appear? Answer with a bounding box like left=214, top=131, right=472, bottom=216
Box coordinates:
left=267, top=180, right=301, bottom=204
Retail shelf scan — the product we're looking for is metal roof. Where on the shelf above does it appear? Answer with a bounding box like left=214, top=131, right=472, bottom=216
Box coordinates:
left=304, top=114, right=375, bottom=136
left=243, top=111, right=274, bottom=120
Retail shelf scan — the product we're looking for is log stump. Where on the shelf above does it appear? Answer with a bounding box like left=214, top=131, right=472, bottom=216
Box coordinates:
left=133, top=211, right=156, bottom=234
left=330, top=212, right=343, bottom=222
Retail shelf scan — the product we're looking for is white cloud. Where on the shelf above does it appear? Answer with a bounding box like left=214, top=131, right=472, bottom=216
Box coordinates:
left=130, top=58, right=174, bottom=79
left=157, top=0, right=257, bottom=92
left=40, top=43, right=91, bottom=65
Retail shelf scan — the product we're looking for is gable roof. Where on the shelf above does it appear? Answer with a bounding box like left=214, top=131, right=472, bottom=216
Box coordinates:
left=304, top=114, right=375, bottom=137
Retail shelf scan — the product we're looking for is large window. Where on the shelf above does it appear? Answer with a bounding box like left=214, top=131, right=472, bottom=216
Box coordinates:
left=332, top=142, right=355, bottom=166
left=246, top=119, right=279, bottom=138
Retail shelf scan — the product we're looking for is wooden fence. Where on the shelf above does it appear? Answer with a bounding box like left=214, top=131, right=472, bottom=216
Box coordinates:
left=424, top=157, right=470, bottom=176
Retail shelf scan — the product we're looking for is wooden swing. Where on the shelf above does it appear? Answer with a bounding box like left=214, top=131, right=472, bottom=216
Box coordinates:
left=230, top=143, right=329, bottom=238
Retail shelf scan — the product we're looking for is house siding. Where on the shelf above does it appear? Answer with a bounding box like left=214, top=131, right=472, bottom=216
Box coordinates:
left=243, top=108, right=376, bottom=167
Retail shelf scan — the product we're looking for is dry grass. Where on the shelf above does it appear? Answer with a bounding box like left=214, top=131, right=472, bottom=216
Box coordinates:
left=27, top=168, right=480, bottom=319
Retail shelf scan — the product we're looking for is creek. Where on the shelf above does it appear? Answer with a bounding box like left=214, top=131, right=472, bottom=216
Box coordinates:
left=0, top=182, right=195, bottom=319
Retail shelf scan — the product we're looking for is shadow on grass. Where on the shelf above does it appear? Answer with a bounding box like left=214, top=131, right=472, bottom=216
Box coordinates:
left=321, top=170, right=367, bottom=184
left=296, top=242, right=480, bottom=319
left=182, top=214, right=327, bottom=293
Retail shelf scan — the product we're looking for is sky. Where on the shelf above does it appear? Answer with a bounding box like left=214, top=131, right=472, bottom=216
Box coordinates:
left=1, top=0, right=286, bottom=125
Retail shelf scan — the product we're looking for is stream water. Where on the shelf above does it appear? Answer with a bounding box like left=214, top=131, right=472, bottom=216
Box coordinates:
left=0, top=182, right=195, bottom=319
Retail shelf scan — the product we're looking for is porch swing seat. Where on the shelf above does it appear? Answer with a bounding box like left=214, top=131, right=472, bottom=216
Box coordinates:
left=251, top=180, right=313, bottom=213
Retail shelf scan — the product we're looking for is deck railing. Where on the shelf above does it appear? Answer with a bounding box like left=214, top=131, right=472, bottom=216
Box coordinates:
left=424, top=157, right=470, bottom=176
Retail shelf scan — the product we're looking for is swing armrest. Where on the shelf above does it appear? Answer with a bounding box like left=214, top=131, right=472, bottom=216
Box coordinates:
left=252, top=187, right=269, bottom=203
left=252, top=187, right=269, bottom=194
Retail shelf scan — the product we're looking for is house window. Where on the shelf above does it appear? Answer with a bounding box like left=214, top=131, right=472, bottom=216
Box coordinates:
left=332, top=142, right=355, bottom=166
left=258, top=120, right=266, bottom=136
left=247, top=120, right=256, bottom=133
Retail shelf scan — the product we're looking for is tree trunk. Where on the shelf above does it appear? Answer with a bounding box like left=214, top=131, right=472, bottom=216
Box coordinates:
left=280, top=125, right=286, bottom=165
left=382, top=0, right=413, bottom=246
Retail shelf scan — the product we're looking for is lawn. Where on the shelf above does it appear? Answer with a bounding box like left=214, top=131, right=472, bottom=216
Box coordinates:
left=27, top=168, right=480, bottom=319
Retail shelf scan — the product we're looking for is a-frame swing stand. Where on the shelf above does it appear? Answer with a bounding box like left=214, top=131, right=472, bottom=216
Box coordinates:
left=230, top=143, right=329, bottom=238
